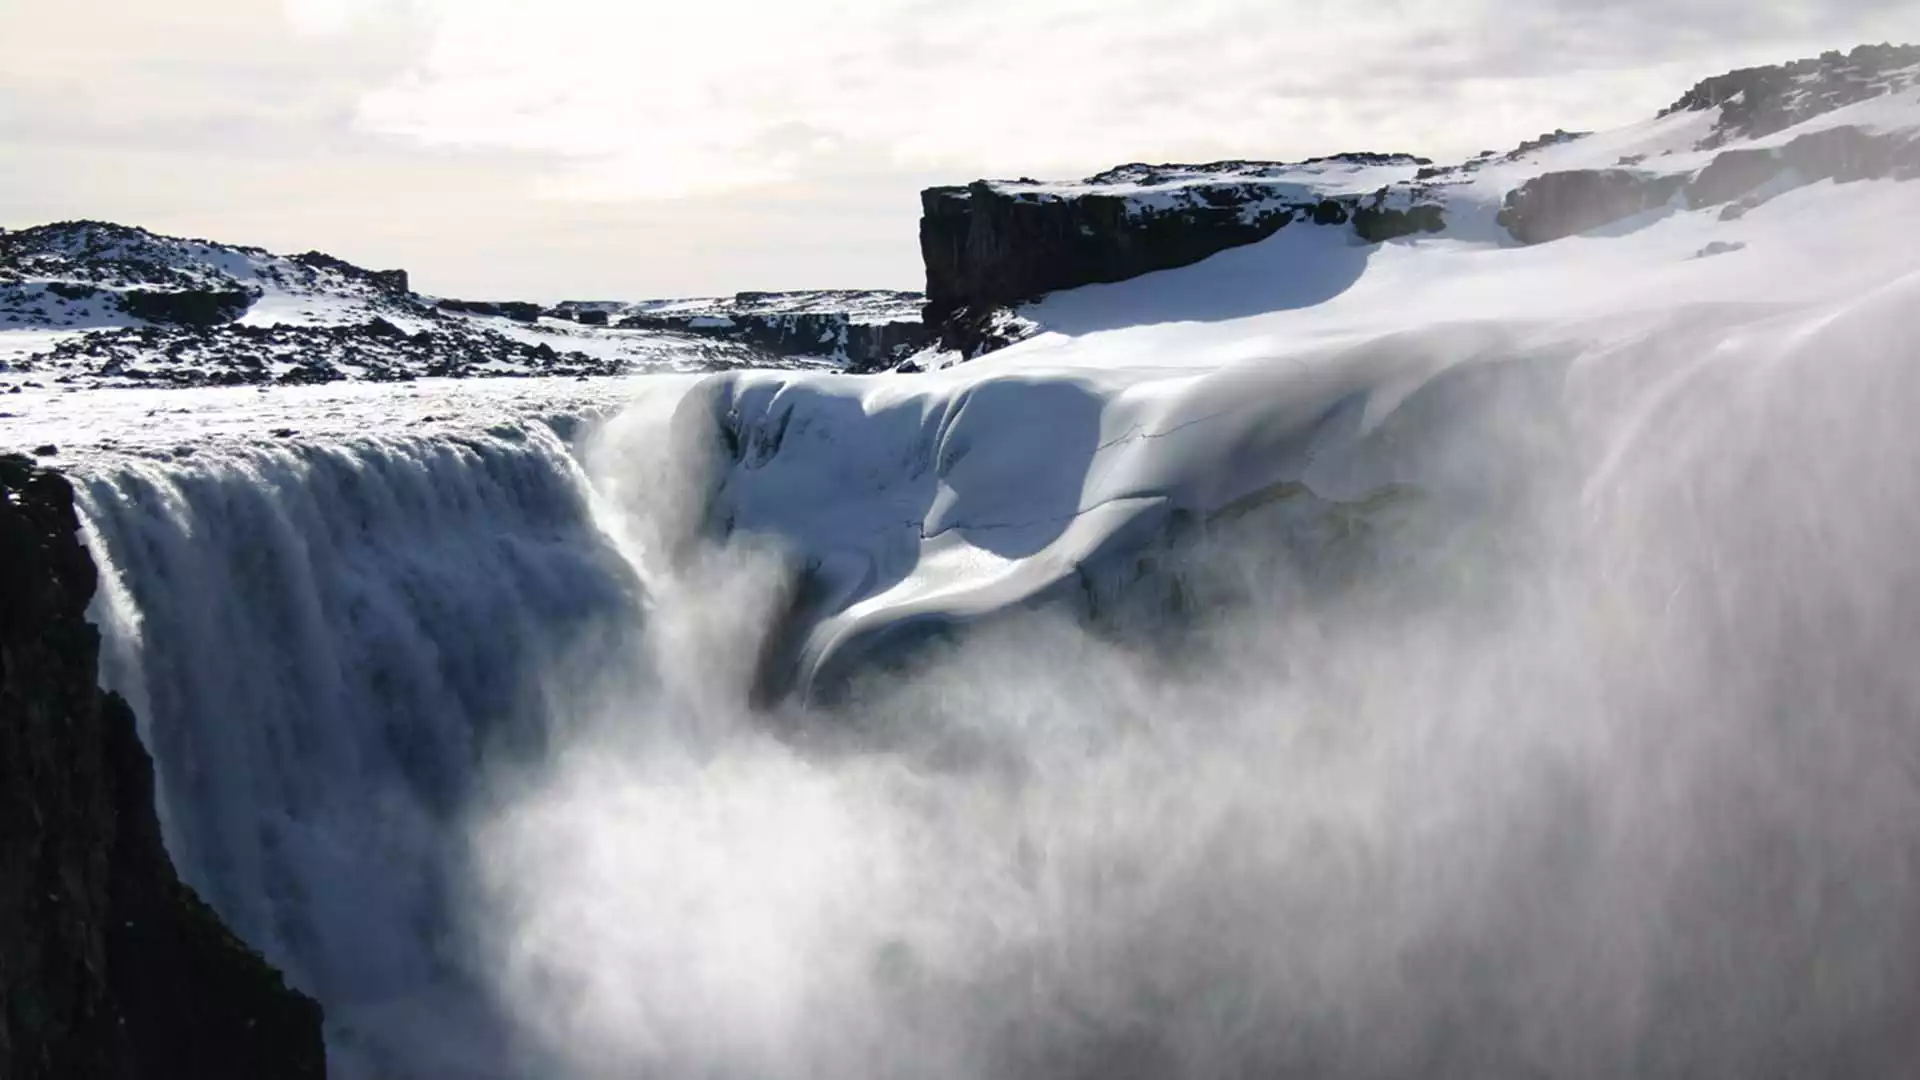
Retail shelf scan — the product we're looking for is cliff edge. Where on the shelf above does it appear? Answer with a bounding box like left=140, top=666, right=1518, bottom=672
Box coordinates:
left=0, top=453, right=326, bottom=1079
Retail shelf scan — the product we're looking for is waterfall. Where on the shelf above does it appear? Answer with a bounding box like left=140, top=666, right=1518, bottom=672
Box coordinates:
left=75, top=421, right=650, bottom=1079
left=65, top=275, right=1920, bottom=1079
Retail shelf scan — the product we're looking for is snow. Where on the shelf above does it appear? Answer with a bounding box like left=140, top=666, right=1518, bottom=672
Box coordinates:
left=14, top=93, right=1919, bottom=690
left=6, top=65, right=1918, bottom=687
left=667, top=157, right=1920, bottom=690
left=988, top=157, right=1429, bottom=219
left=3, top=377, right=657, bottom=464
left=619, top=290, right=923, bottom=325
left=16, top=58, right=1920, bottom=1079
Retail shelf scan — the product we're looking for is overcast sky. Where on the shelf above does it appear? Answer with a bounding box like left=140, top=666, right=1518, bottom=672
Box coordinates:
left=2, top=1, right=1915, bottom=300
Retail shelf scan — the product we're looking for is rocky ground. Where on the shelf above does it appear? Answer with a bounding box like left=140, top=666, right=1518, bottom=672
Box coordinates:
left=0, top=221, right=924, bottom=390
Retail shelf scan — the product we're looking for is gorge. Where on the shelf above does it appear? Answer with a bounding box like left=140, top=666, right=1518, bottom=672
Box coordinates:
left=5, top=44, right=1920, bottom=1080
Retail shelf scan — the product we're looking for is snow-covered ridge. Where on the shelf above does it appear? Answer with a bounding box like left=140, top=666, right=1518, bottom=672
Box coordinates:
left=0, top=222, right=915, bottom=390
left=1662, top=42, right=1920, bottom=147
left=986, top=153, right=1433, bottom=211
left=917, top=45, right=1920, bottom=362
left=557, top=290, right=930, bottom=373
left=564, top=289, right=923, bottom=326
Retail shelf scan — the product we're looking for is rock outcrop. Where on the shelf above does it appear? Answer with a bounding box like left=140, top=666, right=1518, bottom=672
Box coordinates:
left=587, top=291, right=931, bottom=372
left=1663, top=43, right=1920, bottom=148
left=115, top=287, right=255, bottom=327
left=918, top=156, right=1444, bottom=355
left=0, top=453, right=326, bottom=1079
left=1500, top=124, right=1920, bottom=244
left=1497, top=170, right=1689, bottom=245
left=1498, top=44, right=1920, bottom=245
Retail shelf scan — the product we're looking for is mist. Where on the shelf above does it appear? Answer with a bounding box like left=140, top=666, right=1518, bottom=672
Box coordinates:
left=460, top=271, right=1920, bottom=1078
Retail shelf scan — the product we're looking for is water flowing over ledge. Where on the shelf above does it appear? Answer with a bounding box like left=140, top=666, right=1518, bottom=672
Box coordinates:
left=55, top=266, right=1920, bottom=1078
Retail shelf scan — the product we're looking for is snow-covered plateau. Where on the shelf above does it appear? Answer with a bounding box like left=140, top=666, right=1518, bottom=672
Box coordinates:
left=7, top=43, right=1920, bottom=1080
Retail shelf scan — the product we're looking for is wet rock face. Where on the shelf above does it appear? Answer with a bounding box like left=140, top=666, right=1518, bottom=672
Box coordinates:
left=0, top=454, right=326, bottom=1080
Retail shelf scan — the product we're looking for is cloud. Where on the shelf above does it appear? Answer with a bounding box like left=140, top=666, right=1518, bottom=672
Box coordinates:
left=346, top=0, right=1920, bottom=197
left=3, top=0, right=1915, bottom=295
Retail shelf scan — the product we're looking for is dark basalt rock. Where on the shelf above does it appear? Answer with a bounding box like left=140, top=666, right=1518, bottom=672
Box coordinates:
left=0, top=454, right=326, bottom=1079
left=291, top=252, right=409, bottom=296
left=1687, top=125, right=1920, bottom=209
left=1501, top=124, right=1919, bottom=243
left=117, top=288, right=253, bottom=327
left=1497, top=170, right=1688, bottom=245
left=1663, top=43, right=1920, bottom=148
left=1351, top=202, right=1447, bottom=243
left=1684, top=148, right=1787, bottom=209
left=918, top=155, right=1446, bottom=352
left=617, top=307, right=930, bottom=372
left=919, top=180, right=1298, bottom=328
left=436, top=298, right=541, bottom=322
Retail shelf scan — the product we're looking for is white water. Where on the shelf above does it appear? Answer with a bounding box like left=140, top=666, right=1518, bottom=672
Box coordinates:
left=75, top=424, right=650, bottom=1077
left=66, top=274, right=1920, bottom=1079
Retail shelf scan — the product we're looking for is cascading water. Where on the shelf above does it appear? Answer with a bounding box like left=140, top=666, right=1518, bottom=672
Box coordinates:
left=74, top=422, right=652, bottom=1078
left=68, top=276, right=1920, bottom=1080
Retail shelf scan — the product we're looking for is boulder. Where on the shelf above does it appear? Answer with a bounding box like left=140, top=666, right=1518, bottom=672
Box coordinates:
left=1497, top=170, right=1687, bottom=244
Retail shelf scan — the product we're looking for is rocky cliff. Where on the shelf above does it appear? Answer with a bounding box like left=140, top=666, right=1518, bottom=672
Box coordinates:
left=915, top=44, right=1920, bottom=361
left=1664, top=43, right=1920, bottom=147
left=0, top=453, right=326, bottom=1079
left=918, top=156, right=1445, bottom=354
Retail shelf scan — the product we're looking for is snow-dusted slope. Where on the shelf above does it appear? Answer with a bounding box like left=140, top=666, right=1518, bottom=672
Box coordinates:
left=918, top=44, right=1920, bottom=359
left=0, top=222, right=909, bottom=389
left=661, top=110, right=1920, bottom=693
left=567, top=290, right=930, bottom=371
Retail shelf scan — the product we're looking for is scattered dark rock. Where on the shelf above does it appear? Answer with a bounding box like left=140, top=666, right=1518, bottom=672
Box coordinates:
left=1663, top=43, right=1920, bottom=147
left=292, top=252, right=409, bottom=296
left=1695, top=241, right=1748, bottom=258
left=30, top=444, right=57, bottom=457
